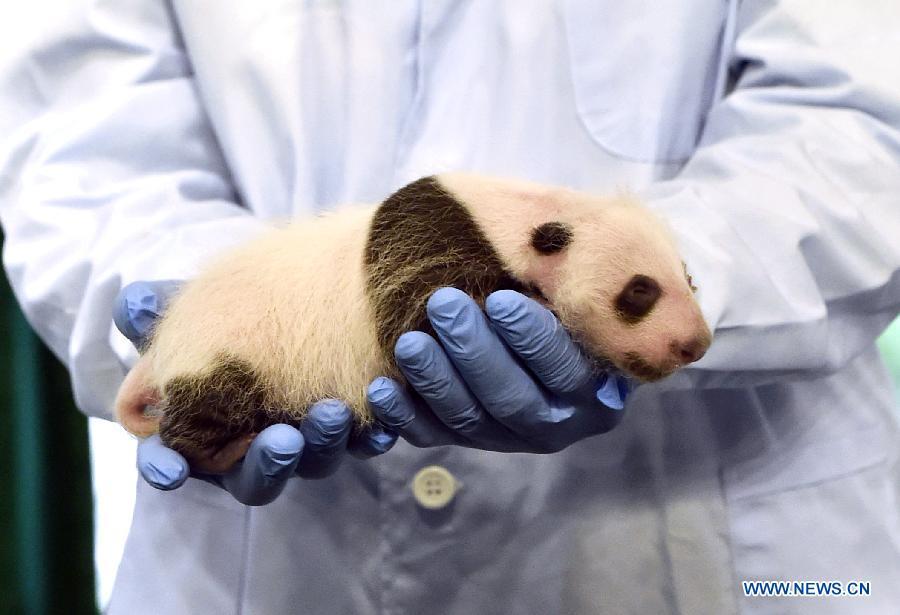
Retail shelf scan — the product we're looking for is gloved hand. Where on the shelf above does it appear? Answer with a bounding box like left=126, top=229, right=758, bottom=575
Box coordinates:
left=367, top=287, right=630, bottom=453
left=113, top=280, right=398, bottom=506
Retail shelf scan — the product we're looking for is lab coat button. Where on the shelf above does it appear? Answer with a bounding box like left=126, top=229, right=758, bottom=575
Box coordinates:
left=412, top=465, right=457, bottom=509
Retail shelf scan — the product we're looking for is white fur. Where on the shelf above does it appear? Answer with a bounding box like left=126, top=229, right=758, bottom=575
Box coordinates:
left=141, top=204, right=384, bottom=418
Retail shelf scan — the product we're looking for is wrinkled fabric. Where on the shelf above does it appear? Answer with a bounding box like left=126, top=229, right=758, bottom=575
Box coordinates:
left=1, top=1, right=899, bottom=613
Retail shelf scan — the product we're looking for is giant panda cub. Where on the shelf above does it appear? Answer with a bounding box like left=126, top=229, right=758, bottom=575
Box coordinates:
left=115, top=174, right=712, bottom=472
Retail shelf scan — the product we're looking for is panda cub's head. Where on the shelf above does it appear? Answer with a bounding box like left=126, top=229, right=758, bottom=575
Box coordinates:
left=378, top=173, right=713, bottom=382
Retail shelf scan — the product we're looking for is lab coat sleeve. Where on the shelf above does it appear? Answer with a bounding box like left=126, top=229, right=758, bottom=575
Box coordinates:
left=0, top=1, right=268, bottom=419
left=648, top=0, right=900, bottom=390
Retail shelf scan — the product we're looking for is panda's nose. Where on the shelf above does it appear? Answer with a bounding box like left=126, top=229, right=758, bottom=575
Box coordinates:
left=670, top=337, right=708, bottom=364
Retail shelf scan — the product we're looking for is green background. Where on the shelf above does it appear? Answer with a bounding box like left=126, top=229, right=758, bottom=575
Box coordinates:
left=0, top=252, right=96, bottom=615
left=0, top=239, right=897, bottom=615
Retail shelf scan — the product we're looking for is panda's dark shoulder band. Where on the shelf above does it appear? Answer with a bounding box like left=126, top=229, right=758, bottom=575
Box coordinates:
left=364, top=176, right=463, bottom=262
left=363, top=175, right=529, bottom=359
left=365, top=175, right=503, bottom=270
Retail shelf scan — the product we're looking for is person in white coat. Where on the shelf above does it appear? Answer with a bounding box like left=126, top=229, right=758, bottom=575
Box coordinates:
left=2, top=1, right=900, bottom=614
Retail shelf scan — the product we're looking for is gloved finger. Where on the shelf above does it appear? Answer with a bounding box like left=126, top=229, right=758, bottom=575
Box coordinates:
left=485, top=290, right=596, bottom=396
left=295, top=400, right=353, bottom=479
left=217, top=424, right=304, bottom=506
left=487, top=290, right=632, bottom=410
left=137, top=434, right=190, bottom=490
left=113, top=280, right=183, bottom=349
left=595, top=372, right=632, bottom=411
left=484, top=290, right=629, bottom=439
left=425, top=288, right=551, bottom=434
left=347, top=423, right=399, bottom=459
left=391, top=332, right=525, bottom=450
left=366, top=376, right=462, bottom=448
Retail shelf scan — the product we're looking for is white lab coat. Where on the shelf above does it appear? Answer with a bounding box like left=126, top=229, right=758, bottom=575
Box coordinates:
left=1, top=1, right=899, bottom=613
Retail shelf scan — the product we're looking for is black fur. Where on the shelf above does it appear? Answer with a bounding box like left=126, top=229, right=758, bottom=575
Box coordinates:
left=530, top=222, right=573, bottom=254
left=158, top=355, right=300, bottom=463
left=364, top=176, right=538, bottom=361
left=614, top=274, right=661, bottom=324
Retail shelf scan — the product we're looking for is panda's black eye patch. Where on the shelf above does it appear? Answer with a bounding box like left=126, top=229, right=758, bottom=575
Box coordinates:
left=530, top=222, right=573, bottom=254
left=614, top=274, right=661, bottom=324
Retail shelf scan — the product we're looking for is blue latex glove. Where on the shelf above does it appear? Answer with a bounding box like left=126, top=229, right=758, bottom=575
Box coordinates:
left=367, top=287, right=631, bottom=453
left=113, top=280, right=398, bottom=506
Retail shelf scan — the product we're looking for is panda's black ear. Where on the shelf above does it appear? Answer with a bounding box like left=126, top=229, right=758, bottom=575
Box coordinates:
left=530, top=222, right=573, bottom=254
